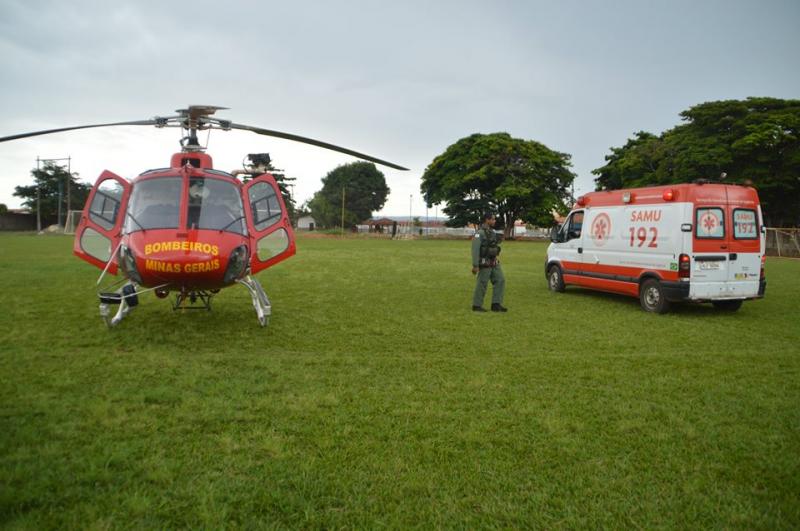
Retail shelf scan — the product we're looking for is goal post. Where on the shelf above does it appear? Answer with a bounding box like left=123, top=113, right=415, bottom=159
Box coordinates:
left=64, top=210, right=83, bottom=235
left=765, top=227, right=800, bottom=258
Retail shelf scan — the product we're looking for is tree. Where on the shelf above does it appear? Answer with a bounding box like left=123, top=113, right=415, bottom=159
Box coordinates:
left=13, top=162, right=90, bottom=225
left=0, top=204, right=7, bottom=214
left=420, top=132, right=575, bottom=237
left=308, top=162, right=389, bottom=228
left=590, top=131, right=664, bottom=190
left=593, top=97, right=800, bottom=226
left=306, top=191, right=339, bottom=228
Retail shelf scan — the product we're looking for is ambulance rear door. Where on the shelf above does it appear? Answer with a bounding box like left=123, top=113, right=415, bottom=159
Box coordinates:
left=692, top=202, right=729, bottom=295
left=725, top=187, right=761, bottom=296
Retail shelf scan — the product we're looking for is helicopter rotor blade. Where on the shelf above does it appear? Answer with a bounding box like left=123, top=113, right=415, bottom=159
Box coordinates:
left=226, top=122, right=409, bottom=171
left=0, top=120, right=161, bottom=143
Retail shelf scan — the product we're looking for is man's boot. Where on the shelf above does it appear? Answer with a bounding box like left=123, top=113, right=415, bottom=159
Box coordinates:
left=472, top=305, right=487, bottom=312
left=491, top=303, right=508, bottom=312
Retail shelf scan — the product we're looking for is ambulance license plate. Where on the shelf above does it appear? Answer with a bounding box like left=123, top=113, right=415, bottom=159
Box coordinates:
left=699, top=262, right=720, bottom=271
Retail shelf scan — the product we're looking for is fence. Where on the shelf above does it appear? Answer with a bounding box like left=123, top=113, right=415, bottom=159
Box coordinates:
left=352, top=223, right=554, bottom=239
left=0, top=212, right=36, bottom=231
left=766, top=228, right=800, bottom=258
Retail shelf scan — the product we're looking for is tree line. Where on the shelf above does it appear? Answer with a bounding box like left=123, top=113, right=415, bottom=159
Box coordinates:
left=592, top=97, right=799, bottom=227
left=14, top=97, right=799, bottom=229
left=424, top=97, right=799, bottom=232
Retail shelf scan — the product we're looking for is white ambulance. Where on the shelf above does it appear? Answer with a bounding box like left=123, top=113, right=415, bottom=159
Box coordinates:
left=545, top=183, right=766, bottom=313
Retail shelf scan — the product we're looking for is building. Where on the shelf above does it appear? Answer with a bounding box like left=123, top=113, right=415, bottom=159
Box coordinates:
left=296, top=216, right=316, bottom=230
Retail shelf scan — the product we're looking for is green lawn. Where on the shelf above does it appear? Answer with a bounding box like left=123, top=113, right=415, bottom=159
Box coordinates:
left=1, top=233, right=798, bottom=529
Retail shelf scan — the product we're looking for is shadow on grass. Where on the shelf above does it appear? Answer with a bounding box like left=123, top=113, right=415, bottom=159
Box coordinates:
left=561, top=287, right=745, bottom=316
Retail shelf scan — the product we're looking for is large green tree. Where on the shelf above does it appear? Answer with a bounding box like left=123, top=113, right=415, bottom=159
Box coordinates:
left=421, top=132, right=575, bottom=236
left=13, top=162, right=90, bottom=225
left=593, top=97, right=800, bottom=226
left=308, top=162, right=389, bottom=228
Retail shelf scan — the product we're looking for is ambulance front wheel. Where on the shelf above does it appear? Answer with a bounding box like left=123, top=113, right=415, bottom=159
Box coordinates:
left=547, top=265, right=565, bottom=293
left=640, top=279, right=671, bottom=313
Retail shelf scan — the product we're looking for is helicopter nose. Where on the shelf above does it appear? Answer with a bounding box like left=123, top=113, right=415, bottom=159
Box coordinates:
left=123, top=231, right=248, bottom=289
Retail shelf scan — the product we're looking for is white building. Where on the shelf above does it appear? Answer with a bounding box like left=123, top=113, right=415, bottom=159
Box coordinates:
left=296, top=215, right=316, bottom=230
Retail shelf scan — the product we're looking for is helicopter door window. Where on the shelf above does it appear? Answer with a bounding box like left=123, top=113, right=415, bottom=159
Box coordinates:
left=88, top=180, right=124, bottom=230
left=256, top=228, right=290, bottom=261
left=80, top=227, right=113, bottom=263
left=187, top=177, right=246, bottom=235
left=126, top=177, right=182, bottom=231
left=248, top=182, right=282, bottom=232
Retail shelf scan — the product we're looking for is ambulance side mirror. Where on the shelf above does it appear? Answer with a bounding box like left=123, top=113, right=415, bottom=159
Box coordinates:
left=550, top=225, right=562, bottom=243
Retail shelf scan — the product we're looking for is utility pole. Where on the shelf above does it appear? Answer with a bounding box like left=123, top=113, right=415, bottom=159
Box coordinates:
left=66, top=157, right=71, bottom=225
left=37, top=156, right=72, bottom=230
left=36, top=157, right=41, bottom=232
left=341, top=185, right=346, bottom=238
left=409, top=194, right=412, bottom=234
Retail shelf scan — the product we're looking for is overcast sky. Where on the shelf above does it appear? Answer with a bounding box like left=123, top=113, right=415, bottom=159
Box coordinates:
left=1, top=0, right=798, bottom=217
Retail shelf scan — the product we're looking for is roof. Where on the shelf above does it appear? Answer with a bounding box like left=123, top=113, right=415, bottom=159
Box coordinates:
left=580, top=183, right=759, bottom=208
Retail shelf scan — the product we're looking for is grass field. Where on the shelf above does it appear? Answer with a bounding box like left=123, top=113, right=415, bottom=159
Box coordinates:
left=1, top=232, right=799, bottom=528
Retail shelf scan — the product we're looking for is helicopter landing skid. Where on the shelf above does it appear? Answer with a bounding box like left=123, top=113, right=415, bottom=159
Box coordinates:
left=237, top=275, right=271, bottom=327
left=173, top=290, right=214, bottom=311
left=98, top=283, right=138, bottom=328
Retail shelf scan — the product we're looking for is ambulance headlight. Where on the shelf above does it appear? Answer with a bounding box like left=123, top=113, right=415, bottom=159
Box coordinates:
left=119, top=245, right=143, bottom=284
left=224, top=245, right=249, bottom=283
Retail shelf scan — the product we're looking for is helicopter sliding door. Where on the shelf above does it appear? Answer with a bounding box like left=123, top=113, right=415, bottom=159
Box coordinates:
left=242, top=174, right=296, bottom=274
left=73, top=171, right=131, bottom=273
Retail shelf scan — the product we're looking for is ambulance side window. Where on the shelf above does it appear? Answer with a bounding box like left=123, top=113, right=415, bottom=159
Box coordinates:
left=565, top=211, right=584, bottom=241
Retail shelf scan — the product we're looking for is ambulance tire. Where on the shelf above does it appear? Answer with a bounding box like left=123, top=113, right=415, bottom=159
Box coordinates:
left=547, top=265, right=565, bottom=293
left=639, top=279, right=671, bottom=314
left=712, top=300, right=743, bottom=312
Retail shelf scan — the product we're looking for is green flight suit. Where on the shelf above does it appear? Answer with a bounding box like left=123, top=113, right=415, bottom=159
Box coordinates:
left=472, top=224, right=505, bottom=307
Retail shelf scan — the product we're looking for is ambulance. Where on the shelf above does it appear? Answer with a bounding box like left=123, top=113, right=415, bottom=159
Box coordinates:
left=545, top=183, right=767, bottom=313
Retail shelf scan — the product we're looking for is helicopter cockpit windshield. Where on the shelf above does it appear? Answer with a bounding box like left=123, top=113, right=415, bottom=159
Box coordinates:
left=187, top=177, right=247, bottom=235
left=126, top=177, right=182, bottom=231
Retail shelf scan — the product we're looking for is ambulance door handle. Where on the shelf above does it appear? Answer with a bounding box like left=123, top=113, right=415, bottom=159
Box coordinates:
left=578, top=247, right=583, bottom=254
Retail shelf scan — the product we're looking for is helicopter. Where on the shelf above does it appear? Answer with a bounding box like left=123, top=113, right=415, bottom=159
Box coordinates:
left=0, top=105, right=408, bottom=327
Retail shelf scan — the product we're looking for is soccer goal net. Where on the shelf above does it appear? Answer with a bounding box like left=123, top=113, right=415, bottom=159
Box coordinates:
left=766, top=228, right=800, bottom=258
left=64, top=210, right=83, bottom=234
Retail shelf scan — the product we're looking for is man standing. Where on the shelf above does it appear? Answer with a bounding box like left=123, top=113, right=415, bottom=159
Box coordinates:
left=471, top=213, right=507, bottom=312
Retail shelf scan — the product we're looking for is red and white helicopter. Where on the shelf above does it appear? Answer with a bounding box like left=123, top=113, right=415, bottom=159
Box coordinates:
left=0, top=105, right=407, bottom=327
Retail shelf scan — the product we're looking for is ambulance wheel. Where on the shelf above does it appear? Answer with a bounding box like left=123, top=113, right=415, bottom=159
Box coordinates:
left=640, top=279, right=670, bottom=313
left=547, top=265, right=565, bottom=292
left=712, top=300, right=743, bottom=312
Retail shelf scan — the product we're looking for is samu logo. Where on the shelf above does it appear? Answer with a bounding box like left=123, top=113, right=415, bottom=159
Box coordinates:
left=591, top=213, right=612, bottom=247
